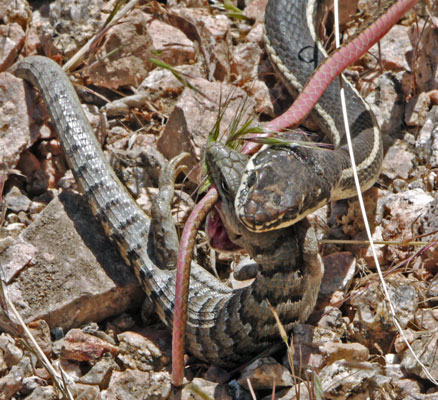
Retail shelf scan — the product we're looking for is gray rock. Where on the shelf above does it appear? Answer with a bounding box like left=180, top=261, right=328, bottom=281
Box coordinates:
left=181, top=378, right=232, bottom=400
left=101, top=369, right=171, bottom=399
left=5, top=186, right=31, bottom=213
left=381, top=140, right=415, bottom=180
left=117, top=331, right=170, bottom=372
left=78, top=355, right=120, bottom=387
left=0, top=192, right=143, bottom=332
left=319, top=361, right=386, bottom=400
left=39, top=0, right=103, bottom=58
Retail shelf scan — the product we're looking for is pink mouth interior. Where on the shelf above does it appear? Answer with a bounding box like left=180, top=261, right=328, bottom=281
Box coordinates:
left=206, top=202, right=241, bottom=252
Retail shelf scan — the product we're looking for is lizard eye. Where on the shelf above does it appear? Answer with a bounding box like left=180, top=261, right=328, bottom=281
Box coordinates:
left=221, top=179, right=230, bottom=195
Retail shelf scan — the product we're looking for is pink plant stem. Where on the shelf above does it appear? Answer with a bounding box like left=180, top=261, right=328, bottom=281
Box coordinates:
left=171, top=187, right=219, bottom=387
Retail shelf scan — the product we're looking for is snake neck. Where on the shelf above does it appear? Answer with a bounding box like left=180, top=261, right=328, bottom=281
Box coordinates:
left=205, top=143, right=322, bottom=327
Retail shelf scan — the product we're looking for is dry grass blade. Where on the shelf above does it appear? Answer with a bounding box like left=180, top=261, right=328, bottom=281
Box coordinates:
left=247, top=378, right=257, bottom=400
left=149, top=58, right=214, bottom=102
left=333, top=0, right=438, bottom=386
left=312, top=369, right=324, bottom=400
left=0, top=276, right=74, bottom=399
left=267, top=300, right=302, bottom=392
left=62, top=0, right=140, bottom=71
left=321, top=239, right=438, bottom=246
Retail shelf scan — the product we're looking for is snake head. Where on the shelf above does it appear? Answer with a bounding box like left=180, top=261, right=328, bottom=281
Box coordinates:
left=235, top=145, right=340, bottom=232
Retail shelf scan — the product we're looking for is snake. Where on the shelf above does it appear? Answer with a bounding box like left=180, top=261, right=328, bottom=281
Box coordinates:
left=235, top=0, right=420, bottom=233
left=9, top=0, right=415, bottom=367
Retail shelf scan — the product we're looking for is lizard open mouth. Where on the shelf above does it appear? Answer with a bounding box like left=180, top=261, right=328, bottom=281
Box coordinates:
left=206, top=203, right=241, bottom=252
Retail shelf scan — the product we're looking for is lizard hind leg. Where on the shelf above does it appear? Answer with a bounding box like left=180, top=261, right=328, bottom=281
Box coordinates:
left=150, top=153, right=190, bottom=270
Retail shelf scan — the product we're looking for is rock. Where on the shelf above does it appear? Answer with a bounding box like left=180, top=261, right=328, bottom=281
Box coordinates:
left=231, top=41, right=263, bottom=84
left=416, top=106, right=438, bottom=165
left=0, top=334, right=23, bottom=368
left=5, top=186, right=31, bottom=213
left=392, top=379, right=422, bottom=400
left=244, top=0, right=268, bottom=21
left=16, top=149, right=41, bottom=180
left=1, top=0, right=32, bottom=27
left=27, top=320, right=52, bottom=358
left=0, top=22, right=25, bottom=71
left=405, top=92, right=431, bottom=127
left=247, top=79, right=274, bottom=116
left=368, top=24, right=412, bottom=71
left=147, top=19, right=195, bottom=66
left=0, top=72, right=45, bottom=170
left=168, top=7, right=232, bottom=80
left=401, top=330, right=438, bottom=381
left=319, top=252, right=356, bottom=298
left=21, top=375, right=48, bottom=395
left=320, top=342, right=369, bottom=364
left=381, top=140, right=415, bottom=180
left=117, top=330, right=170, bottom=372
left=25, top=385, right=59, bottom=399
left=319, top=361, right=385, bottom=400
left=232, top=258, right=258, bottom=282
left=139, top=64, right=202, bottom=98
left=181, top=378, right=232, bottom=400
left=78, top=354, right=120, bottom=388
left=87, top=10, right=194, bottom=89
left=414, top=308, right=438, bottom=331
left=69, top=382, right=101, bottom=399
left=105, top=64, right=202, bottom=116
left=394, top=328, right=418, bottom=354
left=38, top=0, right=103, bottom=58
left=101, top=369, right=171, bottom=399
left=349, top=277, right=418, bottom=349
left=58, top=358, right=82, bottom=381
left=429, top=89, right=438, bottom=105
left=381, top=188, right=434, bottom=245
left=238, top=357, right=294, bottom=390
left=0, top=357, right=33, bottom=400
left=61, top=329, right=119, bottom=362
left=226, top=379, right=252, bottom=400
left=0, top=366, right=25, bottom=400
left=0, top=238, right=36, bottom=283
left=384, top=353, right=405, bottom=379
left=86, top=9, right=153, bottom=89
left=409, top=23, right=438, bottom=93
left=315, top=306, right=346, bottom=340
left=0, top=192, right=143, bottom=333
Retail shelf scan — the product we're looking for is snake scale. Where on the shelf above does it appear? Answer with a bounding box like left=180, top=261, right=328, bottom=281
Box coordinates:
left=9, top=0, right=398, bottom=367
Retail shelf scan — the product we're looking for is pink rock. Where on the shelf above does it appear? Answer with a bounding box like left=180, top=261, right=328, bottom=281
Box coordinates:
left=61, top=329, right=119, bottom=362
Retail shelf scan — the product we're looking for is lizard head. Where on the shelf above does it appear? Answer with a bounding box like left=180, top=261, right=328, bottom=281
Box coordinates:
left=205, top=142, right=249, bottom=250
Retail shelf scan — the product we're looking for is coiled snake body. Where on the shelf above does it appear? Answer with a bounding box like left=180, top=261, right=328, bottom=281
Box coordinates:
left=235, top=0, right=384, bottom=232
left=10, top=0, right=395, bottom=367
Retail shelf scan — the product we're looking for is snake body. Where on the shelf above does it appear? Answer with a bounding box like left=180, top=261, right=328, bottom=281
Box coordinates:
left=10, top=0, right=412, bottom=366
left=236, top=0, right=388, bottom=232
